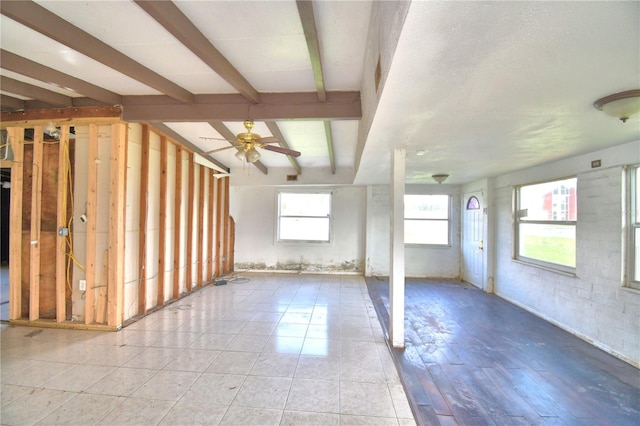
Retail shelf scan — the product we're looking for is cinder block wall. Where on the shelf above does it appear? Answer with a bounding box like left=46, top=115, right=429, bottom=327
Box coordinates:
left=492, top=140, right=640, bottom=366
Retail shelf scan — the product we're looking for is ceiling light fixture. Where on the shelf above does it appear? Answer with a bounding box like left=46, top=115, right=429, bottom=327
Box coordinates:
left=432, top=174, right=449, bottom=184
left=416, top=150, right=426, bottom=156
left=234, top=146, right=261, bottom=163
left=593, top=89, right=640, bottom=123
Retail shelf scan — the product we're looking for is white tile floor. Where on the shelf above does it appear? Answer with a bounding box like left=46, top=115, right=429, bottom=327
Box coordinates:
left=0, top=273, right=416, bottom=425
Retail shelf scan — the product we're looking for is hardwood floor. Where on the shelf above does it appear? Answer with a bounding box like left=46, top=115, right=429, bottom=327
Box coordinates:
left=366, top=277, right=640, bottom=425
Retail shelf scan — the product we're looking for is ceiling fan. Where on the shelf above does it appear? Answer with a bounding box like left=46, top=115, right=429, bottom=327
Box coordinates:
left=200, top=120, right=301, bottom=163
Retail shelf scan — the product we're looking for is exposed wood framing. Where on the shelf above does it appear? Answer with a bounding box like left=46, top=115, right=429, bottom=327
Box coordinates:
left=265, top=121, right=301, bottom=175
left=107, top=123, right=127, bottom=327
left=173, top=145, right=182, bottom=299
left=186, top=155, right=195, bottom=291
left=29, top=126, right=44, bottom=321
left=138, top=126, right=150, bottom=315
left=324, top=121, right=336, bottom=174
left=197, top=166, right=205, bottom=287
left=1, top=76, right=72, bottom=107
left=55, top=125, right=70, bottom=322
left=0, top=1, right=194, bottom=104
left=85, top=124, right=98, bottom=324
left=207, top=171, right=214, bottom=280
left=134, top=0, right=259, bottom=104
left=0, top=106, right=122, bottom=128
left=296, top=0, right=326, bottom=102
left=215, top=178, right=224, bottom=276
left=0, top=49, right=122, bottom=105
left=122, top=92, right=361, bottom=122
left=8, top=127, right=24, bottom=320
left=158, top=136, right=168, bottom=304
left=222, top=179, right=230, bottom=273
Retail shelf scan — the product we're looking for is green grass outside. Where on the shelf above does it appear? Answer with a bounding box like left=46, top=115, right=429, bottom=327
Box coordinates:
left=520, top=235, right=576, bottom=268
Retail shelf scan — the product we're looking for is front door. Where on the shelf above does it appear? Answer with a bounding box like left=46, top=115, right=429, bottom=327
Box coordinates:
left=462, top=191, right=484, bottom=288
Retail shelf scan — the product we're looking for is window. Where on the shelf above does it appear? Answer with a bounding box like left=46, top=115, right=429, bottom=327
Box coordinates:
left=277, top=192, right=331, bottom=242
left=515, top=177, right=577, bottom=271
left=404, top=194, right=450, bottom=245
left=629, top=166, right=640, bottom=289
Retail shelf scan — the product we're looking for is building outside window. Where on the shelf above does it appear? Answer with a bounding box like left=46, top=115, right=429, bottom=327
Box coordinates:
left=515, top=177, right=577, bottom=271
left=404, top=194, right=450, bottom=245
left=277, top=192, right=331, bottom=242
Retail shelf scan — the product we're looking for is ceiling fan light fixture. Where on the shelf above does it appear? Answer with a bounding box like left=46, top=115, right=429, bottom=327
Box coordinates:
left=593, top=89, right=640, bottom=122
left=432, top=173, right=449, bottom=184
left=247, top=147, right=261, bottom=163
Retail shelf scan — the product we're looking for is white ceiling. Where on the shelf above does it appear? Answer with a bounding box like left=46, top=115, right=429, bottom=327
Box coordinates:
left=1, top=1, right=638, bottom=185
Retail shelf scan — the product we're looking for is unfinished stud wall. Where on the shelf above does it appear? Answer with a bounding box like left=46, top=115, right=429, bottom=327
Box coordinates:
left=4, top=110, right=233, bottom=331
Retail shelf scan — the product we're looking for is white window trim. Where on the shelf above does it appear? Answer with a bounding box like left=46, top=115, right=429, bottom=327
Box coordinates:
left=404, top=194, right=452, bottom=247
left=514, top=177, right=577, bottom=274
left=275, top=190, right=333, bottom=245
left=627, top=165, right=640, bottom=290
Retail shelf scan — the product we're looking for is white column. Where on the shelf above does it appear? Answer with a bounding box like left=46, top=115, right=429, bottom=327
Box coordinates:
left=389, top=148, right=405, bottom=348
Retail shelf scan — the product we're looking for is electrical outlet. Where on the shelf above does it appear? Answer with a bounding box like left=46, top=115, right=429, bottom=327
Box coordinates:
left=79, top=280, right=86, bottom=291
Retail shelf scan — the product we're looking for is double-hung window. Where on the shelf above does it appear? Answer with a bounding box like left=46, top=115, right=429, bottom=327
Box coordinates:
left=515, top=177, right=577, bottom=271
left=404, top=194, right=450, bottom=245
left=277, top=192, right=331, bottom=242
left=629, top=166, right=640, bottom=289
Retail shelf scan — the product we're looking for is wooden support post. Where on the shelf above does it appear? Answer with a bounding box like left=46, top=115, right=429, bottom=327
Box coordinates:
left=84, top=124, right=98, bottom=324
left=207, top=170, right=214, bottom=281
left=186, top=155, right=195, bottom=291
left=222, top=177, right=230, bottom=273
left=29, top=126, right=44, bottom=321
left=95, top=251, right=108, bottom=324
left=158, top=136, right=167, bottom=305
left=215, top=177, right=223, bottom=276
left=55, top=125, right=70, bottom=322
left=389, top=148, right=405, bottom=348
left=172, top=145, right=182, bottom=298
left=107, top=123, right=127, bottom=327
left=197, top=166, right=205, bottom=287
left=8, top=127, right=24, bottom=320
left=138, top=125, right=149, bottom=314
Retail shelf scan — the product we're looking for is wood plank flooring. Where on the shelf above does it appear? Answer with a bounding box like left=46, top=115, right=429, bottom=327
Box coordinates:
left=366, top=277, right=640, bottom=425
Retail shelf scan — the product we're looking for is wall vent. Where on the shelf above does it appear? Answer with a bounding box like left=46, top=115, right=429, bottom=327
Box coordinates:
left=287, top=175, right=298, bottom=182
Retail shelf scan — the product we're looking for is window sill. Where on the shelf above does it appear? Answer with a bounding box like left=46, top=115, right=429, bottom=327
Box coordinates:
left=621, top=286, right=640, bottom=295
left=512, top=258, right=577, bottom=278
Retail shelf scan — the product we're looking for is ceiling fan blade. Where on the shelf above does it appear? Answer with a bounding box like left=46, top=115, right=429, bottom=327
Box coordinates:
left=202, top=145, right=238, bottom=155
left=262, top=144, right=301, bottom=157
left=257, top=136, right=280, bottom=144
left=199, top=136, right=230, bottom=141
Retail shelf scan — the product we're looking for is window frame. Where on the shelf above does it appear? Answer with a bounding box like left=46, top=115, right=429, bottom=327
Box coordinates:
left=276, top=190, right=333, bottom=244
left=627, top=165, right=640, bottom=290
left=514, top=177, right=577, bottom=274
left=404, top=194, right=451, bottom=246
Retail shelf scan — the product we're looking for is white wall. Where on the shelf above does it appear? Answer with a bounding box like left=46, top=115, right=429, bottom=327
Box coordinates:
left=230, top=185, right=366, bottom=273
left=365, top=184, right=461, bottom=278
left=490, top=140, right=640, bottom=366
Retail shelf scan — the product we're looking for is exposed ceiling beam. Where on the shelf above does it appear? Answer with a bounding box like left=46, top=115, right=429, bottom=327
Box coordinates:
left=296, top=0, right=326, bottom=102
left=150, top=121, right=230, bottom=173
left=122, top=91, right=361, bottom=122
left=134, top=0, right=260, bottom=104
left=0, top=0, right=194, bottom=104
left=324, top=121, right=336, bottom=174
left=0, top=76, right=72, bottom=106
left=0, top=50, right=122, bottom=105
left=265, top=121, right=302, bottom=175
left=0, top=94, right=26, bottom=111
left=207, top=121, right=268, bottom=175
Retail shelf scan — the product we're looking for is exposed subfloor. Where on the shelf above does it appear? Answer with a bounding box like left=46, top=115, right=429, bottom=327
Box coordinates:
left=1, top=273, right=415, bottom=425
left=366, top=277, right=640, bottom=425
